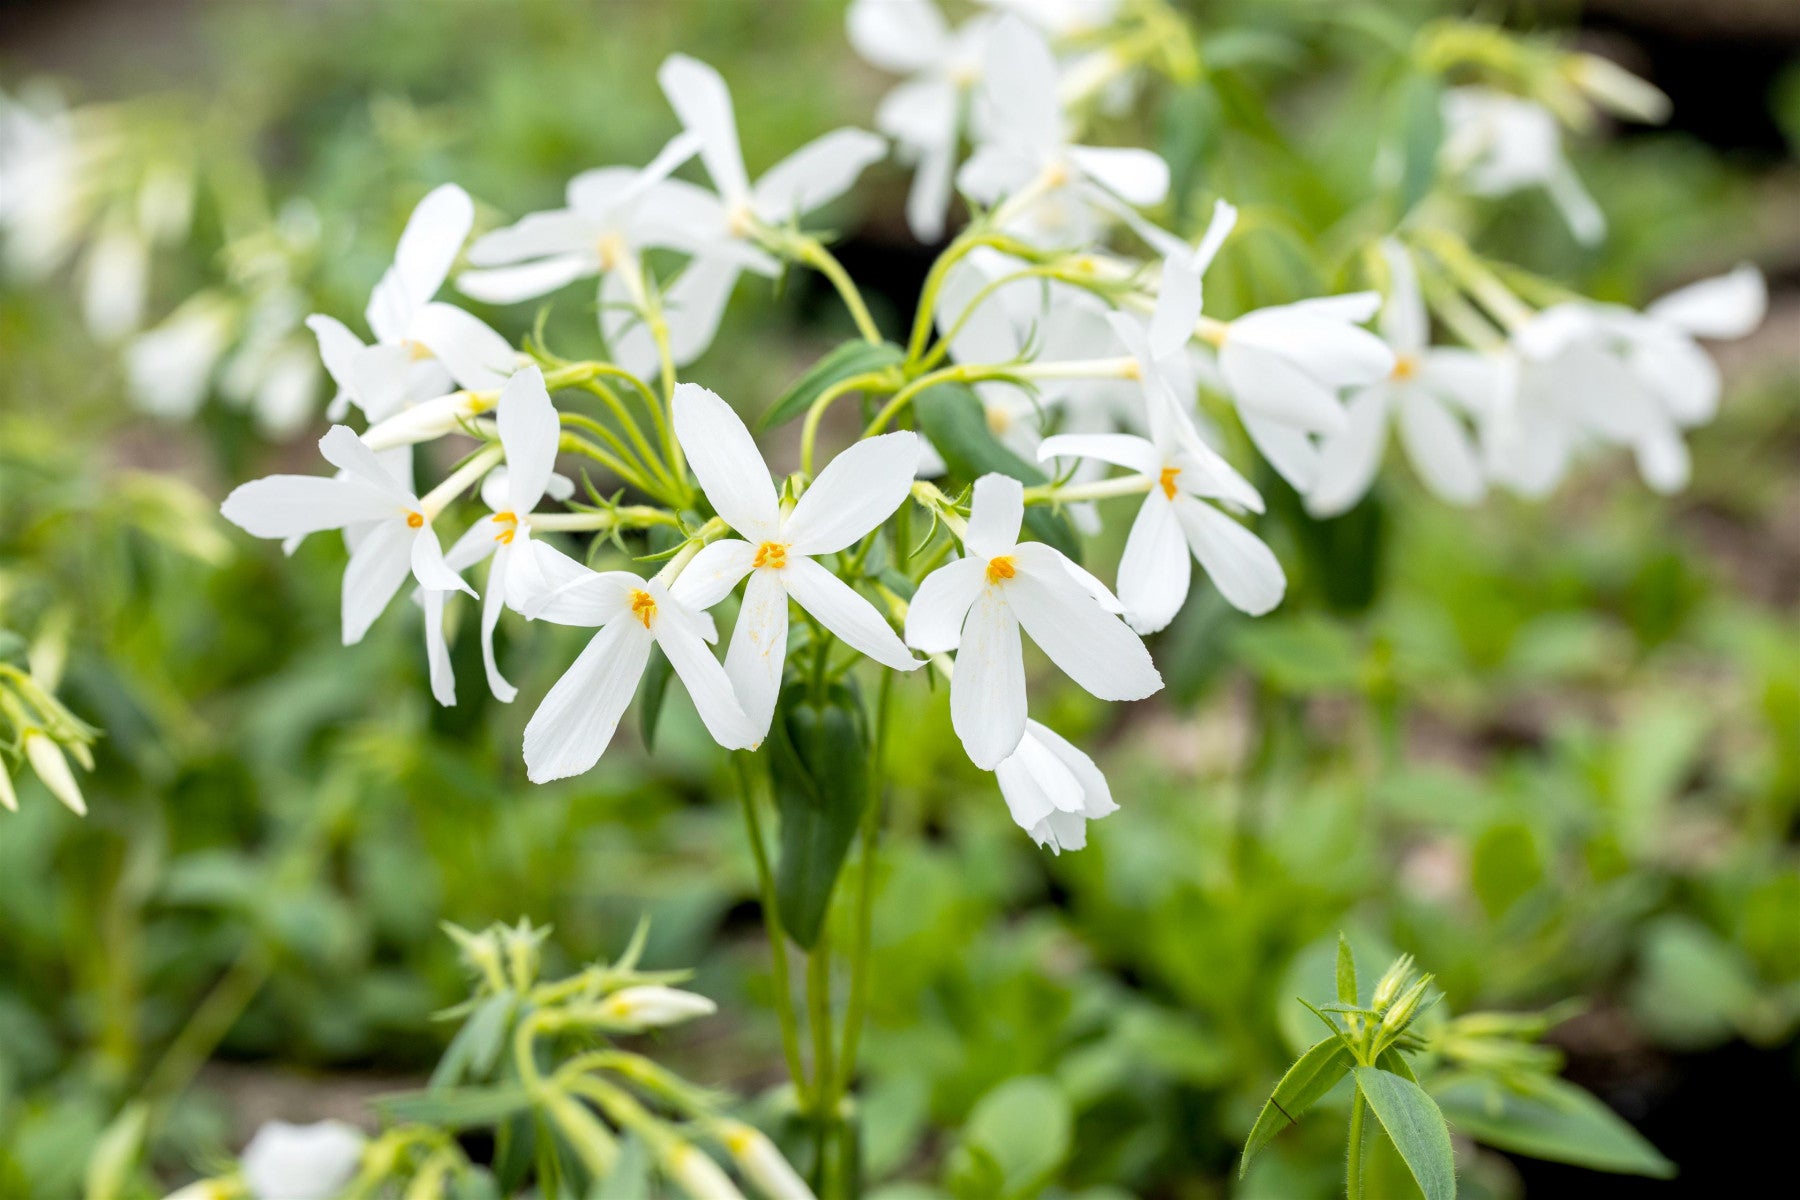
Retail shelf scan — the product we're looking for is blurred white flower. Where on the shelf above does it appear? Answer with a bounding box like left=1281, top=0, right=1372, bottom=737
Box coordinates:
left=125, top=294, right=236, bottom=420
left=905, top=473, right=1160, bottom=768
left=23, top=731, right=85, bottom=816
left=993, top=719, right=1117, bottom=852
left=977, top=0, right=1119, bottom=39
left=239, top=1120, right=366, bottom=1200
left=596, top=984, right=718, bottom=1031
left=720, top=1121, right=816, bottom=1200
left=1441, top=87, right=1604, bottom=246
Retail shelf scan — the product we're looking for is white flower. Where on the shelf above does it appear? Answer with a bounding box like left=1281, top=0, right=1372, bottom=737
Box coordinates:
left=595, top=984, right=718, bottom=1031
left=846, top=0, right=993, bottom=241
left=959, top=17, right=1168, bottom=246
left=0, top=87, right=90, bottom=281
left=1441, top=87, right=1604, bottom=246
left=719, top=1121, right=816, bottom=1200
left=239, top=1119, right=366, bottom=1200
left=672, top=384, right=923, bottom=736
left=994, top=719, right=1117, bottom=853
left=220, top=425, right=475, bottom=644
left=125, top=294, right=235, bottom=420
left=666, top=1143, right=749, bottom=1200
left=976, top=0, right=1118, bottom=38
left=431, top=366, right=568, bottom=704
left=310, top=184, right=515, bottom=424
left=904, top=473, right=1160, bottom=768
left=1306, top=241, right=1496, bottom=516
left=80, top=222, right=150, bottom=341
left=517, top=546, right=757, bottom=782
left=455, top=131, right=703, bottom=304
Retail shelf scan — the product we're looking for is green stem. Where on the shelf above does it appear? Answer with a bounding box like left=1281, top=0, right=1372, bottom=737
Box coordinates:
left=800, top=370, right=899, bottom=477
left=795, top=237, right=883, bottom=345
left=1346, top=1088, right=1368, bottom=1200
left=806, top=937, right=838, bottom=1195
left=139, top=944, right=273, bottom=1106
left=835, top=670, right=892, bottom=1102
left=734, top=752, right=811, bottom=1108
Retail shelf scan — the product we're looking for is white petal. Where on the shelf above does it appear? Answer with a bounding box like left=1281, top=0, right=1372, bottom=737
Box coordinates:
left=497, top=366, right=560, bottom=512
left=784, top=432, right=921, bottom=555
left=1395, top=389, right=1485, bottom=505
left=411, top=526, right=475, bottom=596
left=1148, top=254, right=1201, bottom=359
left=1305, top=385, right=1391, bottom=518
left=783, top=555, right=919, bottom=671
left=466, top=209, right=592, bottom=266
left=1415, top=348, right=1500, bottom=418
left=319, top=424, right=412, bottom=496
left=904, top=555, right=987, bottom=652
left=753, top=128, right=887, bottom=222
left=722, top=567, right=789, bottom=739
left=1031, top=722, right=1116, bottom=818
left=479, top=542, right=517, bottom=703
left=658, top=54, right=750, bottom=204
left=1241, top=411, right=1322, bottom=493
left=599, top=269, right=662, bottom=381
left=1231, top=306, right=1394, bottom=388
left=978, top=15, right=1062, bottom=153
left=963, top=472, right=1024, bottom=559
left=523, top=619, right=653, bottom=782
left=952, top=589, right=1028, bottom=769
left=1006, top=547, right=1161, bottom=700
left=906, top=133, right=957, bottom=243
left=422, top=587, right=457, bottom=707
left=409, top=302, right=517, bottom=392
left=341, top=519, right=415, bottom=644
left=847, top=0, right=948, bottom=72
left=242, top=1122, right=366, bottom=1200
left=661, top=256, right=744, bottom=366
left=1634, top=332, right=1719, bottom=427
left=1116, top=491, right=1190, bottom=634
left=1220, top=342, right=1347, bottom=434
left=1646, top=264, right=1766, bottom=339
left=659, top=607, right=762, bottom=750
left=1037, top=432, right=1160, bottom=476
left=1068, top=145, right=1169, bottom=207
left=1378, top=239, right=1427, bottom=355
left=515, top=546, right=642, bottom=627
left=672, top=383, right=781, bottom=539
left=994, top=732, right=1077, bottom=830
left=671, top=538, right=758, bottom=611
left=1544, top=162, right=1605, bottom=246
left=367, top=184, right=472, bottom=341
left=1634, top=425, right=1691, bottom=494
left=457, top=255, right=595, bottom=304
left=1172, top=496, right=1285, bottom=616
left=221, top=475, right=393, bottom=539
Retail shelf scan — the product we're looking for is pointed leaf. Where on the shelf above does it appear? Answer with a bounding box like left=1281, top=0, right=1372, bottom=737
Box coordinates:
left=759, top=339, right=904, bottom=430
left=1239, top=1036, right=1354, bottom=1176
left=1433, top=1073, right=1675, bottom=1179
left=1336, top=934, right=1358, bottom=1006
left=1353, top=1067, right=1456, bottom=1200
left=770, top=681, right=869, bottom=948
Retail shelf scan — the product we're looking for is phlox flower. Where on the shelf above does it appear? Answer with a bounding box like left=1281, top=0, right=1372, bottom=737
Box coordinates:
left=672, top=383, right=923, bottom=736
left=1305, top=241, right=1497, bottom=516
left=976, top=0, right=1119, bottom=38
left=959, top=17, right=1169, bottom=246
left=220, top=425, right=474, bottom=644
left=994, top=718, right=1118, bottom=853
left=1441, top=87, right=1604, bottom=247
left=239, top=1120, right=367, bottom=1200
left=517, top=545, right=758, bottom=783
left=904, top=473, right=1161, bottom=768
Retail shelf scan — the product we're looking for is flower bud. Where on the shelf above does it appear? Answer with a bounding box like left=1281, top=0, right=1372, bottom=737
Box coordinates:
left=665, top=1141, right=748, bottom=1200
left=1370, top=955, right=1415, bottom=1010
left=719, top=1120, right=816, bottom=1200
left=162, top=1181, right=239, bottom=1200
left=1380, top=976, right=1433, bottom=1036
left=1567, top=54, right=1670, bottom=125
left=596, top=984, right=717, bottom=1032
left=24, top=731, right=86, bottom=816
left=0, top=762, right=17, bottom=812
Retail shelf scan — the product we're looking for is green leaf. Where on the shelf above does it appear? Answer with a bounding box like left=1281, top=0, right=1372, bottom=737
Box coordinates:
left=429, top=992, right=513, bottom=1089
left=1352, top=1067, right=1456, bottom=1200
left=590, top=1134, right=654, bottom=1199
left=375, top=1085, right=532, bottom=1129
left=1433, top=1073, right=1675, bottom=1179
left=637, top=645, right=673, bottom=752
left=1375, top=1047, right=1418, bottom=1084
left=912, top=382, right=1080, bottom=560
left=958, top=1076, right=1072, bottom=1197
left=769, top=681, right=870, bottom=948
left=1393, top=72, right=1444, bottom=215
left=1239, top=1036, right=1354, bottom=1176
left=1336, top=934, right=1358, bottom=1006
left=1469, top=822, right=1541, bottom=919
left=758, top=340, right=904, bottom=430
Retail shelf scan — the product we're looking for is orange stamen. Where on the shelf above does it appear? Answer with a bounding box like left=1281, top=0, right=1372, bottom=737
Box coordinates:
left=1158, top=466, right=1181, bottom=500
left=753, top=541, right=788, bottom=570
left=985, top=556, right=1017, bottom=585
left=629, top=589, right=657, bottom=628
left=405, top=511, right=425, bottom=529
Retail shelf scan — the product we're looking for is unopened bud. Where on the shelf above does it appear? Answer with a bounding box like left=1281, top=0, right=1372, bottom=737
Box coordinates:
left=1567, top=54, right=1670, bottom=125
left=24, top=731, right=86, bottom=816
left=1370, top=955, right=1415, bottom=1010
left=666, top=1141, right=747, bottom=1200
left=0, top=762, right=17, bottom=812
left=597, top=985, right=717, bottom=1032
left=162, top=1181, right=239, bottom=1200
left=1381, top=976, right=1433, bottom=1035
left=719, top=1120, right=815, bottom=1200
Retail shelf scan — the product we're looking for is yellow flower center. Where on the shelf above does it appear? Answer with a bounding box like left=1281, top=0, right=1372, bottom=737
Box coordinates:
left=404, top=339, right=433, bottom=362
left=986, top=555, right=1017, bottom=585
left=405, top=511, right=425, bottom=529
left=629, top=589, right=657, bottom=628
left=986, top=405, right=1012, bottom=435
left=753, top=541, right=788, bottom=569
left=1392, top=354, right=1418, bottom=381
left=1159, top=466, right=1181, bottom=500
left=727, top=203, right=757, bottom=238
left=595, top=231, right=628, bottom=271
left=493, top=510, right=518, bottom=544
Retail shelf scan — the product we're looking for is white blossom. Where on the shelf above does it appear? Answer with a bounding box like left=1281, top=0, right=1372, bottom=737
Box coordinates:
left=1441, top=87, right=1605, bottom=246
left=994, top=719, right=1117, bottom=852
left=239, top=1120, right=366, bottom=1200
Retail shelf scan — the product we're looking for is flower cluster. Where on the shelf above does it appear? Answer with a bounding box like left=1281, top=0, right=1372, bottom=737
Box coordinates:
left=214, top=11, right=1764, bottom=852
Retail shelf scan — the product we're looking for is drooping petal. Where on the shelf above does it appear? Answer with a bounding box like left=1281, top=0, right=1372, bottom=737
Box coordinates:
left=367, top=183, right=473, bottom=342
left=661, top=256, right=745, bottom=365
left=1037, top=432, right=1160, bottom=476
left=1378, top=239, right=1427, bottom=355
left=1172, top=496, right=1285, bottom=616
left=672, top=382, right=781, bottom=539
left=341, top=518, right=415, bottom=644
left=658, top=54, right=751, bottom=204
left=479, top=542, right=517, bottom=703
left=1645, top=264, right=1766, bottom=340
left=1068, top=145, right=1169, bottom=207
left=1634, top=424, right=1691, bottom=494
left=466, top=209, right=592, bottom=266
left=1395, top=389, right=1484, bottom=505
left=1031, top=722, right=1116, bottom=818
left=457, top=255, right=596, bottom=304
left=847, top=0, right=949, bottom=73
left=1148, top=254, right=1201, bottom=360
left=962, top=472, right=1024, bottom=559
left=1219, top=342, right=1348, bottom=434
left=221, top=475, right=395, bottom=539
left=906, top=133, right=958, bottom=243
left=1241, top=411, right=1322, bottom=493
left=722, top=567, right=790, bottom=738
left=752, top=128, right=887, bottom=223
left=659, top=605, right=762, bottom=750
left=784, top=432, right=922, bottom=555
left=523, top=619, right=654, bottom=782
left=410, top=526, right=475, bottom=597
left=952, top=589, right=1027, bottom=769
left=409, top=302, right=517, bottom=392
left=1304, top=385, right=1391, bottom=518
left=1116, top=491, right=1190, bottom=634
left=904, top=555, right=987, bottom=652
left=497, top=366, right=560, bottom=513
left=1005, top=548, right=1162, bottom=700
left=1630, top=329, right=1719, bottom=426
left=783, top=556, right=919, bottom=671
left=994, top=730, right=1079, bottom=830
left=977, top=15, right=1063, bottom=154
left=672, top=538, right=759, bottom=611
left=318, top=425, right=414, bottom=497
left=422, top=587, right=457, bottom=707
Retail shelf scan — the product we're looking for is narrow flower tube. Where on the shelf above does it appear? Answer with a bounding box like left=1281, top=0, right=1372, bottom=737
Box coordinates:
left=718, top=1121, right=816, bottom=1200
left=23, top=731, right=85, bottom=816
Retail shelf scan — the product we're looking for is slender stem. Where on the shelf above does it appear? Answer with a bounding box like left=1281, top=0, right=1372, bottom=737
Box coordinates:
left=138, top=944, right=273, bottom=1105
left=835, top=671, right=891, bottom=1101
left=800, top=370, right=900, bottom=478
left=529, top=507, right=679, bottom=533
left=419, top=444, right=504, bottom=517
left=795, top=237, right=883, bottom=345
left=1022, top=474, right=1155, bottom=505
left=806, top=936, right=838, bottom=1195
left=734, top=752, right=811, bottom=1107
left=1346, top=1088, right=1368, bottom=1200
left=558, top=434, right=657, bottom=497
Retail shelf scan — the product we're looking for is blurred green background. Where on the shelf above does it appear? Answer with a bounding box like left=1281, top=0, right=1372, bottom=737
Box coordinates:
left=1, top=1, right=1797, bottom=1196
